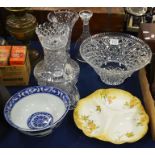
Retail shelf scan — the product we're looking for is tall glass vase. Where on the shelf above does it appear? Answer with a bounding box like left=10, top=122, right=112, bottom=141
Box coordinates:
left=47, top=9, right=80, bottom=79
left=34, top=22, right=80, bottom=109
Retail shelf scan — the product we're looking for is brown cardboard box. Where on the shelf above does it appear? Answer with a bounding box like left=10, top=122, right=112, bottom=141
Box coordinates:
left=139, top=69, right=155, bottom=140
left=139, top=26, right=155, bottom=138
left=0, top=51, right=31, bottom=86
left=10, top=46, right=26, bottom=65
left=0, top=46, right=11, bottom=66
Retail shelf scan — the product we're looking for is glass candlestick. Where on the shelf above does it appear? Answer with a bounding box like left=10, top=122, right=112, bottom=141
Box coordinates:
left=75, top=10, right=93, bottom=62
left=34, top=22, right=80, bottom=109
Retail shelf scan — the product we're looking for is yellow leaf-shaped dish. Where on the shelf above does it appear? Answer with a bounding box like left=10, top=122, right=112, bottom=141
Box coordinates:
left=74, top=88, right=149, bottom=144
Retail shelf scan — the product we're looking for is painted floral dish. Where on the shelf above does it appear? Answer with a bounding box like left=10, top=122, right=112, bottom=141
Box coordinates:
left=74, top=88, right=149, bottom=144
left=4, top=86, right=70, bottom=136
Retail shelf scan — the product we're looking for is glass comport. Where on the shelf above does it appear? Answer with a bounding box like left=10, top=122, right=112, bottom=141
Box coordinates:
left=80, top=32, right=152, bottom=85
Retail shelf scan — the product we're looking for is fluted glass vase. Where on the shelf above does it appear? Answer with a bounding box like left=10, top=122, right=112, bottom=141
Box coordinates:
left=34, top=22, right=80, bottom=109
left=48, top=9, right=79, bottom=52
left=47, top=9, right=80, bottom=80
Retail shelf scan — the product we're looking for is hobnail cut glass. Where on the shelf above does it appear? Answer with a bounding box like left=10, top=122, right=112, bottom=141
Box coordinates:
left=34, top=22, right=80, bottom=109
left=80, top=32, right=152, bottom=85
left=36, top=22, right=69, bottom=50
left=47, top=9, right=79, bottom=52
left=47, top=9, right=80, bottom=81
left=35, top=22, right=69, bottom=78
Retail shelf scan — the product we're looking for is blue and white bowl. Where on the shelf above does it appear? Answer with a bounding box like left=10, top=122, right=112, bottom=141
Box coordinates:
left=4, top=86, right=70, bottom=136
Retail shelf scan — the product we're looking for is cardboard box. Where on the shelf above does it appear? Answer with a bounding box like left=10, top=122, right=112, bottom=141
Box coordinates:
left=139, top=68, right=155, bottom=140
left=10, top=46, right=26, bottom=65
left=0, top=46, right=11, bottom=66
left=0, top=51, right=31, bottom=86
left=138, top=25, right=155, bottom=140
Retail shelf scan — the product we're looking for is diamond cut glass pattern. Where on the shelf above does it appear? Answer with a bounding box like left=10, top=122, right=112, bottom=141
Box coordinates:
left=80, top=32, right=152, bottom=85
left=34, top=22, right=80, bottom=109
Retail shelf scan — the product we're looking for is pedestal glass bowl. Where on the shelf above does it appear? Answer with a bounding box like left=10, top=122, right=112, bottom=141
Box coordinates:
left=80, top=32, right=152, bottom=85
left=4, top=86, right=70, bottom=137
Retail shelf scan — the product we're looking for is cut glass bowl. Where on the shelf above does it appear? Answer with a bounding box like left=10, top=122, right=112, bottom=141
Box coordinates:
left=80, top=32, right=152, bottom=85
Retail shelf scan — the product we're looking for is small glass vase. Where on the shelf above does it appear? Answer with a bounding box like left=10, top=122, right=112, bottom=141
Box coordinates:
left=75, top=10, right=93, bottom=62
left=34, top=22, right=80, bottom=109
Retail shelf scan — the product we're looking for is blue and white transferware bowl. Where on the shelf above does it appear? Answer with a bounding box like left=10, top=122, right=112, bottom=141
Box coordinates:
left=4, top=86, right=70, bottom=136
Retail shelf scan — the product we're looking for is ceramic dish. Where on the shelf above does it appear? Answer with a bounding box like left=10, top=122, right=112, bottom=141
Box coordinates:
left=74, top=88, right=149, bottom=144
left=4, top=86, right=70, bottom=136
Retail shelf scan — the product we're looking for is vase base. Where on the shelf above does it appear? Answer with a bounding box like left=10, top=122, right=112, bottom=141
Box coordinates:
left=34, top=58, right=80, bottom=109
left=34, top=58, right=79, bottom=83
